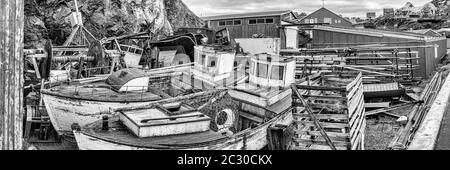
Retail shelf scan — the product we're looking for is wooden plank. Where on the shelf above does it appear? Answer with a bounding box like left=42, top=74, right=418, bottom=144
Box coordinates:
left=292, top=144, right=348, bottom=150
left=31, top=57, right=41, bottom=79
left=0, top=0, right=24, bottom=150
left=294, top=113, right=348, bottom=121
left=296, top=85, right=346, bottom=92
left=291, top=84, right=337, bottom=150
left=346, top=73, right=362, bottom=91
left=346, top=80, right=363, bottom=100
left=349, top=98, right=365, bottom=127
left=350, top=111, right=365, bottom=143
left=294, top=138, right=349, bottom=147
left=406, top=93, right=420, bottom=101
left=240, top=111, right=263, bottom=123
left=365, top=102, right=390, bottom=109
left=347, top=88, right=364, bottom=115
left=296, top=130, right=350, bottom=139
left=296, top=121, right=349, bottom=129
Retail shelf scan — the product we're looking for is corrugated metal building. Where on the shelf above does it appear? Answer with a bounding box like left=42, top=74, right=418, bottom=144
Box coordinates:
left=202, top=10, right=298, bottom=48
left=309, top=26, right=447, bottom=78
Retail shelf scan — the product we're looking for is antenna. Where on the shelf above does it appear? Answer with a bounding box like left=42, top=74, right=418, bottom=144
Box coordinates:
left=322, top=0, right=325, bottom=8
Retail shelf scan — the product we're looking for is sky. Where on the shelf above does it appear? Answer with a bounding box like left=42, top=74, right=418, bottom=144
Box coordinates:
left=183, top=0, right=433, bottom=18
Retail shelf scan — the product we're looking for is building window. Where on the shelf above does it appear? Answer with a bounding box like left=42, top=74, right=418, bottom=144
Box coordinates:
left=249, top=18, right=275, bottom=25
left=257, top=18, right=265, bottom=24
left=226, top=20, right=233, bottom=26
left=219, top=21, right=226, bottom=26
left=324, top=18, right=332, bottom=24
left=309, top=19, right=315, bottom=23
left=305, top=19, right=310, bottom=23
left=266, top=18, right=274, bottom=23
left=234, top=20, right=242, bottom=25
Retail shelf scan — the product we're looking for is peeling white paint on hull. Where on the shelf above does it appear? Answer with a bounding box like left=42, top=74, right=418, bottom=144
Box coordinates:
left=74, top=111, right=293, bottom=150
left=42, top=94, right=154, bottom=134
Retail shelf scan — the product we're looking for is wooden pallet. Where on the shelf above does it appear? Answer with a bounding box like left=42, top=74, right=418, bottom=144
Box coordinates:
left=290, top=72, right=366, bottom=150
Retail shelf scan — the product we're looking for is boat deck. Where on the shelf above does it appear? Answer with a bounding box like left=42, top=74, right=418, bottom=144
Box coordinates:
left=43, top=81, right=163, bottom=102
left=82, top=117, right=227, bottom=149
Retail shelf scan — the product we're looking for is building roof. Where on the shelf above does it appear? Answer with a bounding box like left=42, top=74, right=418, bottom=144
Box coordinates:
left=202, top=10, right=293, bottom=21
left=300, top=7, right=353, bottom=24
left=405, top=29, right=442, bottom=37
left=313, top=25, right=445, bottom=41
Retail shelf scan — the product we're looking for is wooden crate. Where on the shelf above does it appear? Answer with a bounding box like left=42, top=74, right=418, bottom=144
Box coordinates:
left=291, top=72, right=366, bottom=150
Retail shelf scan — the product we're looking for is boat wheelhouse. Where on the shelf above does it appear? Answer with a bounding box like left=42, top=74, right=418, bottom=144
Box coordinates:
left=120, top=45, right=144, bottom=68
left=172, top=45, right=247, bottom=91
left=230, top=54, right=295, bottom=112
left=192, top=45, right=237, bottom=82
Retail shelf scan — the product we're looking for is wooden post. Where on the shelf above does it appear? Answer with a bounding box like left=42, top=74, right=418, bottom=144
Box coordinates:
left=0, top=0, right=24, bottom=150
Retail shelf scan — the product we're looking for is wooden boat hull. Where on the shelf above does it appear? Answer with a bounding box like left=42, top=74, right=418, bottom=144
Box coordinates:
left=42, top=94, right=153, bottom=134
left=73, top=110, right=293, bottom=150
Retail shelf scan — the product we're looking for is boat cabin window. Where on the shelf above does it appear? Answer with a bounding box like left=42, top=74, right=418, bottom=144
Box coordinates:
left=270, top=65, right=284, bottom=80
left=120, top=46, right=129, bottom=52
left=250, top=61, right=255, bottom=75
left=256, top=63, right=269, bottom=78
left=208, top=56, right=218, bottom=67
left=201, top=54, right=206, bottom=66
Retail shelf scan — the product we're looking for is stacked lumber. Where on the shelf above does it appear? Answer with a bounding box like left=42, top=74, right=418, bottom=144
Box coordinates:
left=293, top=55, right=346, bottom=78
left=289, top=46, right=420, bottom=84
left=290, top=72, right=366, bottom=150
left=389, top=71, right=444, bottom=150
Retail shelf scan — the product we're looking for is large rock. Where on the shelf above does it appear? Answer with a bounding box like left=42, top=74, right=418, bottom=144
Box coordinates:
left=24, top=0, right=204, bottom=48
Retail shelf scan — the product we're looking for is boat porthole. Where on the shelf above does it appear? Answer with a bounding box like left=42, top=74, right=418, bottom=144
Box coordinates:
left=216, top=109, right=234, bottom=132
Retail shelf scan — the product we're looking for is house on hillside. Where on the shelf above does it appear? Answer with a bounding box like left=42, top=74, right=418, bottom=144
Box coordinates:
left=299, top=7, right=353, bottom=27
left=202, top=10, right=299, bottom=49
left=395, top=2, right=438, bottom=18
left=421, top=2, right=438, bottom=17
left=395, top=2, right=421, bottom=18
left=383, top=8, right=395, bottom=17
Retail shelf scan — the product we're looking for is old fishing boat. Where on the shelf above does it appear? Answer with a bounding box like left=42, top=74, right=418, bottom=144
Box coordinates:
left=41, top=67, right=190, bottom=134
left=72, top=89, right=293, bottom=150
left=71, top=54, right=297, bottom=150
left=42, top=44, right=247, bottom=134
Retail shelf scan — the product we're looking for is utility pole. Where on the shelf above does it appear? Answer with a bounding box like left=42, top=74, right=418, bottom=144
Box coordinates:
left=0, top=0, right=24, bottom=150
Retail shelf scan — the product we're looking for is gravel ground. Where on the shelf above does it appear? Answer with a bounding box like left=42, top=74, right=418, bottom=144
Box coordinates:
left=364, top=120, right=401, bottom=150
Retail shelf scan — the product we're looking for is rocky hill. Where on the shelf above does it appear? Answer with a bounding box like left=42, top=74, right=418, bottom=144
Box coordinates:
left=24, top=0, right=204, bottom=48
